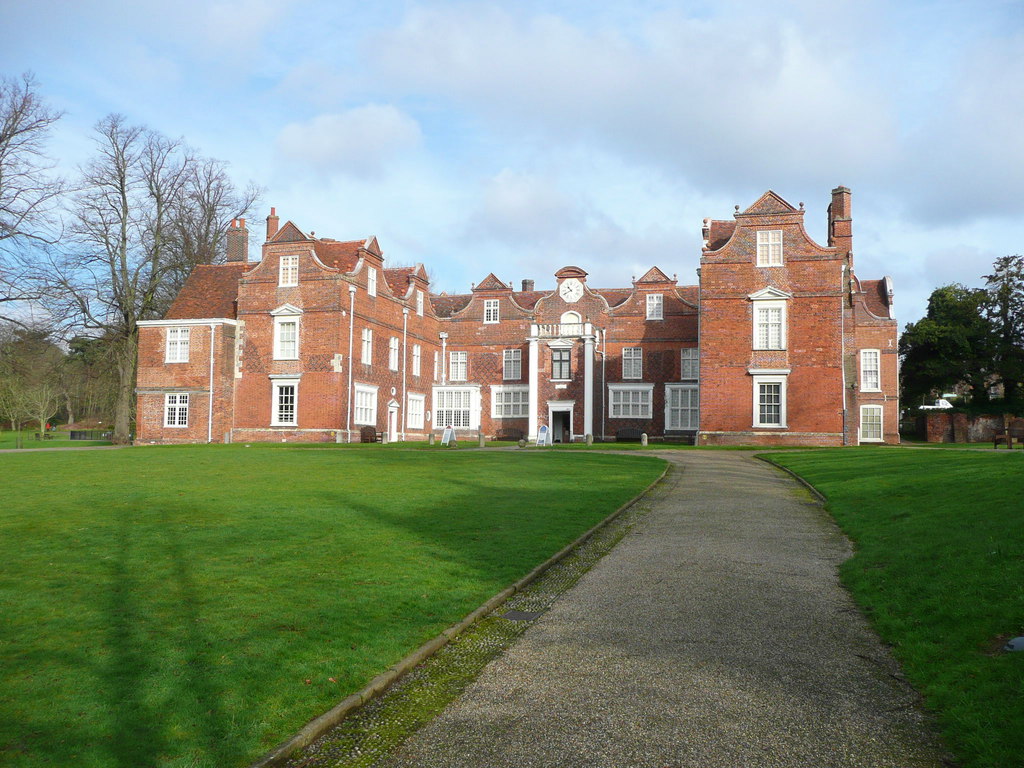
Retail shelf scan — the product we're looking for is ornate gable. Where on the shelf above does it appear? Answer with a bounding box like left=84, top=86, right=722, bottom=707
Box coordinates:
left=270, top=221, right=309, bottom=242
left=473, top=273, right=511, bottom=292
left=635, top=266, right=676, bottom=285
left=743, top=191, right=798, bottom=216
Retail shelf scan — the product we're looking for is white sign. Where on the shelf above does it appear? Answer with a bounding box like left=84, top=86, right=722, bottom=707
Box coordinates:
left=536, top=424, right=550, bottom=447
left=441, top=425, right=456, bottom=446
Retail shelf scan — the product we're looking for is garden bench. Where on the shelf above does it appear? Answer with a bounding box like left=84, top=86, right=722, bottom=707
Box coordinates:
left=993, top=418, right=1024, bottom=449
left=615, top=427, right=644, bottom=442
left=33, top=432, right=55, bottom=440
left=359, top=426, right=383, bottom=443
left=494, top=429, right=524, bottom=442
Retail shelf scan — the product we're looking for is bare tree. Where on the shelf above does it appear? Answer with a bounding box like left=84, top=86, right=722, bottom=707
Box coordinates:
left=48, top=115, right=256, bottom=442
left=0, top=73, right=64, bottom=324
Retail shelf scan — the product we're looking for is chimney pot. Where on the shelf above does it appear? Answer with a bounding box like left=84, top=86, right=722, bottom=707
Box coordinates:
left=266, top=208, right=280, bottom=240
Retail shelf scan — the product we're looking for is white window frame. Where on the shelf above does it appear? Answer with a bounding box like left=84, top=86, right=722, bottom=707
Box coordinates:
left=433, top=350, right=440, bottom=382
left=756, top=230, right=783, bottom=266
left=416, top=289, right=424, bottom=316
left=491, top=385, right=529, bottom=418
left=646, top=294, right=663, bottom=320
left=608, top=383, right=653, bottom=419
left=412, top=344, right=421, bottom=377
left=484, top=299, right=500, bottom=324
left=271, top=377, right=299, bottom=426
left=407, top=392, right=425, bottom=429
left=163, top=393, right=189, bottom=427
left=273, top=315, right=300, bottom=360
left=354, top=383, right=378, bottom=426
left=449, top=350, right=467, bottom=382
left=433, top=386, right=480, bottom=430
left=860, top=404, right=883, bottom=443
left=753, top=300, right=786, bottom=350
left=623, top=347, right=643, bottom=380
left=503, top=349, right=522, bottom=380
left=367, top=266, right=377, bottom=297
left=388, top=337, right=399, bottom=371
left=165, top=326, right=190, bottom=363
left=361, top=328, right=373, bottom=365
left=752, top=373, right=788, bottom=428
left=279, top=255, right=299, bottom=286
left=551, top=347, right=571, bottom=381
left=860, top=349, right=881, bottom=392
left=665, top=384, right=698, bottom=430
left=680, top=348, right=698, bottom=380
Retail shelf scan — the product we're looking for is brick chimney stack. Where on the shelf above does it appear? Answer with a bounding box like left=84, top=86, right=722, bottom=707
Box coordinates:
left=266, top=207, right=279, bottom=241
left=226, top=218, right=248, bottom=262
left=827, top=186, right=852, bottom=252
left=522, top=279, right=535, bottom=292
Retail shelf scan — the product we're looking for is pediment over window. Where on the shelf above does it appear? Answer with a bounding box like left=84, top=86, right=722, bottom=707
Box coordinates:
left=271, top=222, right=309, bottom=242
left=748, top=286, right=792, bottom=301
left=270, top=303, right=303, bottom=316
left=743, top=191, right=798, bottom=215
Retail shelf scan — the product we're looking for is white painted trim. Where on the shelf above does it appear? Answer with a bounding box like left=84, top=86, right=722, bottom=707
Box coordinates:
left=859, top=404, right=884, bottom=443
left=139, top=318, right=237, bottom=327
left=490, top=384, right=529, bottom=419
left=752, top=374, right=788, bottom=429
left=271, top=377, right=300, bottom=427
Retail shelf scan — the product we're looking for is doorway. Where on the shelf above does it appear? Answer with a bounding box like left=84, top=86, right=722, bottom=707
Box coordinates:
left=386, top=400, right=399, bottom=443
left=551, top=410, right=571, bottom=443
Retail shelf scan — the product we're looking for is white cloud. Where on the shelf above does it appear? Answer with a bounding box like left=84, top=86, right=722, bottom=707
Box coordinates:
left=276, top=104, right=422, bottom=177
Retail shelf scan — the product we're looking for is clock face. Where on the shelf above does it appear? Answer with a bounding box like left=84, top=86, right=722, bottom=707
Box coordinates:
left=559, top=278, right=583, bottom=303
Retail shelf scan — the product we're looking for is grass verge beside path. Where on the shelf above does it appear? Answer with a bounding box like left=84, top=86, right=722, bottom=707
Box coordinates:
left=764, top=447, right=1024, bottom=768
left=0, top=445, right=664, bottom=768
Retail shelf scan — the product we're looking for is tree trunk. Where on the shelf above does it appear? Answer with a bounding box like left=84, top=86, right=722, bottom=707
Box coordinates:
left=64, top=393, right=74, bottom=427
left=112, top=333, right=137, bottom=444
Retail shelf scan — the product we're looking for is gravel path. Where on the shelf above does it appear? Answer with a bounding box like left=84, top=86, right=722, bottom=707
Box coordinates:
left=378, top=450, right=948, bottom=768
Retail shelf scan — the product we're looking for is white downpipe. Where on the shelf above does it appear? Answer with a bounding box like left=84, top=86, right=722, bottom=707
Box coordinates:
left=401, top=308, right=409, bottom=441
left=840, top=264, right=848, bottom=445
left=208, top=323, right=216, bottom=444
left=346, top=285, right=357, bottom=442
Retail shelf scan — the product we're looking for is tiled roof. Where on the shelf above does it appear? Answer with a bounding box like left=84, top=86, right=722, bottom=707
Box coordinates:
left=430, top=294, right=473, bottom=317
left=861, top=279, right=891, bottom=318
left=707, top=221, right=736, bottom=250
left=677, top=285, right=699, bottom=306
left=164, top=262, right=250, bottom=320
left=313, top=239, right=363, bottom=272
left=384, top=267, right=415, bottom=296
left=511, top=291, right=545, bottom=310
left=594, top=288, right=632, bottom=307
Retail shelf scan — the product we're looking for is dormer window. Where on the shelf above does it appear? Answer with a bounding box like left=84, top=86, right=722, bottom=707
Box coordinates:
left=279, top=255, right=298, bottom=286
left=756, top=230, right=783, bottom=266
left=646, top=294, right=663, bottom=320
left=484, top=299, right=499, bottom=324
left=367, top=267, right=377, bottom=297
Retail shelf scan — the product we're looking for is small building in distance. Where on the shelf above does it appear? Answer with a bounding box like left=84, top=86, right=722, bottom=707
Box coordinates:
left=136, top=187, right=899, bottom=446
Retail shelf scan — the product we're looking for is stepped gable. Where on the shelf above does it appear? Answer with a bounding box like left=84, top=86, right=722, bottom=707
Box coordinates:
left=635, top=266, right=675, bottom=285
left=164, top=262, right=250, bottom=320
left=705, top=220, right=736, bottom=250
left=312, top=238, right=363, bottom=272
left=431, top=293, right=472, bottom=318
left=742, top=190, right=798, bottom=215
left=473, top=273, right=511, bottom=292
left=384, top=266, right=416, bottom=296
left=269, top=221, right=309, bottom=242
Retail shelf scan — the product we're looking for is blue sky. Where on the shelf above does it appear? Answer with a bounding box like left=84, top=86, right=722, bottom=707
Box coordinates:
left=2, top=0, right=1022, bottom=325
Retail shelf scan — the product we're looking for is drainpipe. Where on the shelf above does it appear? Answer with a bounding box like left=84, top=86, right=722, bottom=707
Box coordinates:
left=208, top=322, right=216, bottom=444
left=439, top=332, right=448, bottom=384
left=840, top=264, right=848, bottom=445
left=347, top=284, right=357, bottom=442
left=598, top=327, right=607, bottom=441
left=402, top=307, right=409, bottom=441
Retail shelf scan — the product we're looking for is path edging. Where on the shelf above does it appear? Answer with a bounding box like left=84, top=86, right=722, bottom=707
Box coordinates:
left=755, top=454, right=827, bottom=504
left=249, top=460, right=670, bottom=768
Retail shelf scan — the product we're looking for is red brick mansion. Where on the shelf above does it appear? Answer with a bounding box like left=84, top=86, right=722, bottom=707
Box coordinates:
left=136, top=187, right=899, bottom=446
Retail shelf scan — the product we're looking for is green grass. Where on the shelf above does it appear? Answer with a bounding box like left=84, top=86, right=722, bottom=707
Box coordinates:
left=0, top=429, right=112, bottom=450
left=764, top=447, right=1024, bottom=768
left=0, top=445, right=664, bottom=768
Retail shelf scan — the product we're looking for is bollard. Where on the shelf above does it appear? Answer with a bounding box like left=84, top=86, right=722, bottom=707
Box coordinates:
left=478, top=432, right=486, bottom=448
left=428, top=433, right=435, bottom=446
left=641, top=432, right=648, bottom=446
left=518, top=438, right=527, bottom=448
left=585, top=433, right=593, bottom=445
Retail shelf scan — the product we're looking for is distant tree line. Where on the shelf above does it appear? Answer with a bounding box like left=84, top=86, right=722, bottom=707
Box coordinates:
left=900, top=254, right=1024, bottom=410
left=0, top=72, right=260, bottom=441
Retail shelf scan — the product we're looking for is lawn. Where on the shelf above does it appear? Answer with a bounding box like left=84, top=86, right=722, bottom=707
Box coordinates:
left=0, top=429, right=113, bottom=450
left=764, top=447, right=1024, bottom=768
left=0, top=445, right=665, bottom=768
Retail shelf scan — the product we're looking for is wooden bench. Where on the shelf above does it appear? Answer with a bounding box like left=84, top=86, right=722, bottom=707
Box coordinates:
left=359, top=426, right=383, bottom=443
left=993, top=418, right=1024, bottom=449
left=494, top=429, right=524, bottom=442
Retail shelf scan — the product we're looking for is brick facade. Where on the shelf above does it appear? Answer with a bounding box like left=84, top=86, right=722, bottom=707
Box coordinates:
left=137, top=188, right=899, bottom=446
